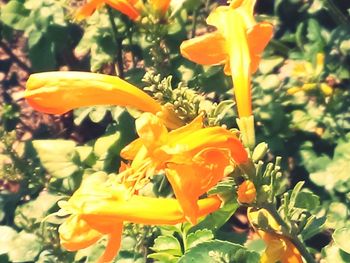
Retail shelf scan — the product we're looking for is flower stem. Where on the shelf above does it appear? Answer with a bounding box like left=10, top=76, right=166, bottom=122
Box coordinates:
left=107, top=6, right=124, bottom=79
left=264, top=204, right=317, bottom=263
left=323, top=0, right=349, bottom=26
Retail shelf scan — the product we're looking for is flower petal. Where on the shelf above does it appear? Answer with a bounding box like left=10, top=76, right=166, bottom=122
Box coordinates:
left=59, top=215, right=102, bottom=251
left=165, top=165, right=200, bottom=224
left=25, top=71, right=161, bottom=115
left=105, top=0, right=140, bottom=20
left=180, top=31, right=227, bottom=65
left=75, top=0, right=103, bottom=21
left=97, top=225, right=124, bottom=263
left=247, top=22, right=274, bottom=73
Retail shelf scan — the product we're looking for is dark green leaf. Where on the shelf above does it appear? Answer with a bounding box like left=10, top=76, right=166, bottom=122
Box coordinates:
left=179, top=240, right=260, bottom=263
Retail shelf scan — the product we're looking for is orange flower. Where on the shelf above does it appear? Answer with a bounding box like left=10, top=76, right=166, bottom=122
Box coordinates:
left=76, top=0, right=143, bottom=21
left=247, top=208, right=303, bottom=263
left=180, top=0, right=273, bottom=118
left=25, top=71, right=183, bottom=129
left=237, top=180, right=256, bottom=204
left=120, top=112, right=250, bottom=224
left=258, top=232, right=303, bottom=263
left=58, top=172, right=221, bottom=263
left=75, top=0, right=171, bottom=21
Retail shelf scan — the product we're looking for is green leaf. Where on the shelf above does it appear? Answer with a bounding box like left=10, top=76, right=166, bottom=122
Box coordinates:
left=302, top=215, right=326, bottom=240
left=258, top=56, right=284, bottom=74
left=294, top=191, right=320, bottom=211
left=94, top=132, right=122, bottom=172
left=326, top=202, right=348, bottom=229
left=288, top=181, right=304, bottom=211
left=33, top=140, right=79, bottom=178
left=14, top=192, right=61, bottom=227
left=178, top=240, right=260, bottom=263
left=0, top=0, right=31, bottom=30
left=0, top=226, right=17, bottom=255
left=147, top=252, right=179, bottom=263
left=29, top=36, right=57, bottom=71
left=333, top=227, right=350, bottom=254
left=186, top=229, right=214, bottom=250
left=75, top=146, right=94, bottom=165
left=8, top=231, right=41, bottom=262
left=322, top=243, right=350, bottom=263
left=151, top=236, right=182, bottom=256
left=94, top=133, right=120, bottom=157
left=89, top=106, right=108, bottom=123
left=0, top=254, right=9, bottom=263
left=190, top=197, right=239, bottom=234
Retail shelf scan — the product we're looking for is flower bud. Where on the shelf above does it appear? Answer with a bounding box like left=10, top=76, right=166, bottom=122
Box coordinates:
left=237, top=180, right=256, bottom=204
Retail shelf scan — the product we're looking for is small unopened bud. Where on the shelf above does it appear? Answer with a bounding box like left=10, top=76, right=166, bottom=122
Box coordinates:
left=237, top=180, right=256, bottom=204
left=252, top=142, right=268, bottom=162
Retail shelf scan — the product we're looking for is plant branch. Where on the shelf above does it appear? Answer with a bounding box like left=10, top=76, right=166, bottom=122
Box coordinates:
left=107, top=6, right=124, bottom=79
left=264, top=204, right=317, bottom=263
left=191, top=9, right=199, bottom=38
left=0, top=41, right=31, bottom=73
left=323, top=0, right=350, bottom=26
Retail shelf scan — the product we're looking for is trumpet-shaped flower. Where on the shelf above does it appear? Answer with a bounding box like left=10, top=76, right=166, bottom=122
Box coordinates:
left=180, top=0, right=273, bottom=118
left=120, top=112, right=250, bottom=223
left=248, top=208, right=303, bottom=263
left=58, top=172, right=221, bottom=263
left=25, top=71, right=183, bottom=129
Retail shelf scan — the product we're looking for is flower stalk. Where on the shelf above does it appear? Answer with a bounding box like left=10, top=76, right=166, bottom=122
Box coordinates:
left=107, top=6, right=124, bottom=78
left=263, top=204, right=317, bottom=263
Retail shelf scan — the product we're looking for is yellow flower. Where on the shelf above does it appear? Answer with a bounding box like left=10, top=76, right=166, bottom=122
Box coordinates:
left=58, top=172, right=221, bottom=263
left=25, top=71, right=183, bottom=129
left=237, top=180, right=256, bottom=204
left=285, top=53, right=333, bottom=97
left=120, top=112, right=250, bottom=224
left=180, top=0, right=273, bottom=118
left=247, top=208, right=303, bottom=263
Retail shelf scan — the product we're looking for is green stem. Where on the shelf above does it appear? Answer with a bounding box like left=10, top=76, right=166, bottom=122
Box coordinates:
left=107, top=6, right=124, bottom=78
left=323, top=0, right=349, bottom=26
left=191, top=9, right=198, bottom=38
left=269, top=39, right=290, bottom=57
left=264, top=204, right=317, bottom=263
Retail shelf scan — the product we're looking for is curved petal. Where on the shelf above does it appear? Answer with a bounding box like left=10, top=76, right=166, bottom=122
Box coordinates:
left=59, top=215, right=102, bottom=251
left=167, top=127, right=248, bottom=165
left=75, top=0, right=103, bottom=21
left=135, top=112, right=168, bottom=148
left=105, top=0, right=140, bottom=20
left=97, top=225, right=124, bottom=263
left=247, top=22, right=274, bottom=73
left=25, top=71, right=161, bottom=115
left=168, top=114, right=203, bottom=141
left=180, top=31, right=228, bottom=65
left=120, top=138, right=144, bottom=160
left=165, top=149, right=230, bottom=224
left=165, top=165, right=200, bottom=224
